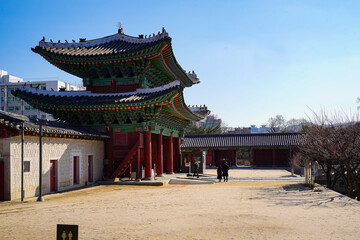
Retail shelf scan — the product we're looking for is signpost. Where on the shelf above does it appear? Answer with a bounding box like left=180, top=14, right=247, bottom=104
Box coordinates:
left=57, top=224, right=78, bottom=240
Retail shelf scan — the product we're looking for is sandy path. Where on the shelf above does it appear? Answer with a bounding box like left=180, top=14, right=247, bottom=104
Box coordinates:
left=0, top=182, right=359, bottom=239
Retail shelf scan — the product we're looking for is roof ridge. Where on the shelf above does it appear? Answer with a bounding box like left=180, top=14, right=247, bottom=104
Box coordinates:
left=185, top=133, right=300, bottom=138
left=38, top=28, right=169, bottom=49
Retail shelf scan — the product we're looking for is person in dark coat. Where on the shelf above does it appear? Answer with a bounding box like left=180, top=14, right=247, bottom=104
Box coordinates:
left=193, top=161, right=199, bottom=178
left=222, top=163, right=229, bottom=182
left=217, top=165, right=223, bottom=182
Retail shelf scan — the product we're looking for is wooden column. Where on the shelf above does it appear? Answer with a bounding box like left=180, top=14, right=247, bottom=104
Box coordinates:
left=156, top=131, right=163, bottom=176
left=167, top=133, right=174, bottom=174
left=145, top=130, right=152, bottom=179
left=174, top=137, right=181, bottom=172
left=137, top=149, right=140, bottom=180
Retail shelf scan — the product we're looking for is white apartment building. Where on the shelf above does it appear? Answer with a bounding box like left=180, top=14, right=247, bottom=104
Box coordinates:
left=0, top=70, right=83, bottom=120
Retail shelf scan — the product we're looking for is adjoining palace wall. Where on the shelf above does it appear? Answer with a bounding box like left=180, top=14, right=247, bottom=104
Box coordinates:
left=1, top=136, right=104, bottom=200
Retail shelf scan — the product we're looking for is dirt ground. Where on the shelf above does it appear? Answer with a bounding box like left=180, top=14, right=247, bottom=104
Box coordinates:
left=1, top=175, right=360, bottom=239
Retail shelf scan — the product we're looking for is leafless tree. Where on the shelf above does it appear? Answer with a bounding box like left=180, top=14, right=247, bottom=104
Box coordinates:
left=294, top=110, right=360, bottom=200
left=267, top=115, right=309, bottom=133
left=267, top=115, right=286, bottom=133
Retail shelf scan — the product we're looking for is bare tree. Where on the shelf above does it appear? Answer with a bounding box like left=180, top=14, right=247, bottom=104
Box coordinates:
left=266, top=115, right=309, bottom=133
left=267, top=115, right=286, bottom=133
left=293, top=110, right=360, bottom=200
left=286, top=118, right=309, bottom=132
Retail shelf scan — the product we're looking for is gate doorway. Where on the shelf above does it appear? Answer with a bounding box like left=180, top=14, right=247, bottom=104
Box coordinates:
left=0, top=160, right=4, bottom=201
left=88, top=155, right=93, bottom=183
left=50, top=160, right=57, bottom=192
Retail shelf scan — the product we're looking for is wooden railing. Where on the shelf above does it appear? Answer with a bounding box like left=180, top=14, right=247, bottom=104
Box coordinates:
left=111, top=140, right=140, bottom=179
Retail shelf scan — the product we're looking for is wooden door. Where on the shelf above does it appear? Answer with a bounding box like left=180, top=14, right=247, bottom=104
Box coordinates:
left=73, top=157, right=78, bottom=184
left=88, top=156, right=93, bottom=182
left=0, top=161, right=4, bottom=201
left=254, top=149, right=273, bottom=166
left=50, top=160, right=57, bottom=192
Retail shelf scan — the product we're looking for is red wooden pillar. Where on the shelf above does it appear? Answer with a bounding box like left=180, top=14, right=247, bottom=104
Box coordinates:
left=212, top=150, right=216, bottom=165
left=156, top=131, right=163, bottom=176
left=137, top=149, right=140, bottom=180
left=173, top=137, right=181, bottom=172
left=167, top=133, right=174, bottom=174
left=145, top=130, right=152, bottom=179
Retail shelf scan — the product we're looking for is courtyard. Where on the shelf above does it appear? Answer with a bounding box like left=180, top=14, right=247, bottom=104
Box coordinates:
left=0, top=169, right=359, bottom=239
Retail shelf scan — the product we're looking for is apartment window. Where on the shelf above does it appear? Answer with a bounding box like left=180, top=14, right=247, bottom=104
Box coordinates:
left=24, top=161, right=30, bottom=173
left=8, top=88, right=13, bottom=92
left=1, top=88, right=4, bottom=92
left=8, top=97, right=14, bottom=101
left=25, top=106, right=30, bottom=110
left=15, top=106, right=20, bottom=111
left=15, top=97, right=20, bottom=101
left=8, top=106, right=14, bottom=110
left=41, top=115, right=46, bottom=120
left=31, top=115, right=37, bottom=119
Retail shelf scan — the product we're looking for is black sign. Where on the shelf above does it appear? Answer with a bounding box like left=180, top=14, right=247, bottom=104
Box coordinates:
left=57, top=224, right=78, bottom=240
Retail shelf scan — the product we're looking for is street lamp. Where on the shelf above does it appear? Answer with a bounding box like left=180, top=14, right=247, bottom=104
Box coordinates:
left=21, top=122, right=24, bottom=202
left=36, top=119, right=44, bottom=202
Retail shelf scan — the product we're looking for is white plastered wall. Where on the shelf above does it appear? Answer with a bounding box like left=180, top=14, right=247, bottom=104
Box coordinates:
left=3, top=136, right=104, bottom=200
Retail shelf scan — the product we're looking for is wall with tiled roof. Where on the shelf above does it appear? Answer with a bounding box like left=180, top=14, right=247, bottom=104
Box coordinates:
left=181, top=133, right=300, bottom=149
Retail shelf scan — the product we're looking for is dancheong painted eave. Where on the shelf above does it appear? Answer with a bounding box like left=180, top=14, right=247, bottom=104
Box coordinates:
left=12, top=81, right=208, bottom=123
left=32, top=28, right=199, bottom=88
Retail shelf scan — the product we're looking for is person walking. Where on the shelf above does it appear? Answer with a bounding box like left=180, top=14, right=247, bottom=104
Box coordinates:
left=193, top=161, right=199, bottom=178
left=222, top=163, right=229, bottom=182
left=217, top=164, right=223, bottom=182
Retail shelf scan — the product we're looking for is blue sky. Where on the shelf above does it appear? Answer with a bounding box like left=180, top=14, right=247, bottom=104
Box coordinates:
left=1, top=0, right=360, bottom=127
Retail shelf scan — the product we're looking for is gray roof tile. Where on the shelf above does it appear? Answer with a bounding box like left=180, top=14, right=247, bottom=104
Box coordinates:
left=181, top=133, right=300, bottom=149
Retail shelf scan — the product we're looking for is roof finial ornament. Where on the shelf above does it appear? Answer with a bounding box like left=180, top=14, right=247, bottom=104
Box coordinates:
left=65, top=40, right=68, bottom=43
left=117, top=22, right=124, bottom=34
left=58, top=40, right=60, bottom=43
left=72, top=39, right=75, bottom=43
left=41, top=36, right=45, bottom=42
left=50, top=39, right=53, bottom=43
left=152, top=33, right=155, bottom=37
left=162, top=27, right=165, bottom=33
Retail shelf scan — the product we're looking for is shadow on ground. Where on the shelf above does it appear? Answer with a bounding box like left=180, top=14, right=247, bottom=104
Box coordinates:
left=252, top=183, right=356, bottom=208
